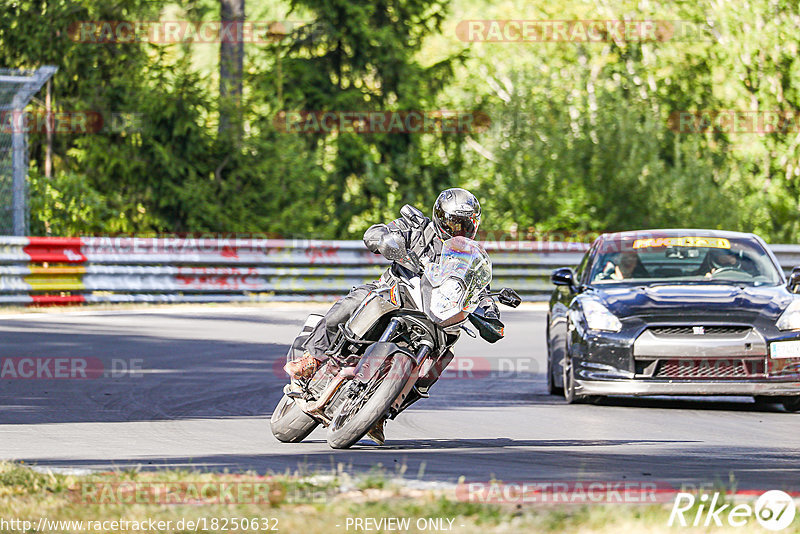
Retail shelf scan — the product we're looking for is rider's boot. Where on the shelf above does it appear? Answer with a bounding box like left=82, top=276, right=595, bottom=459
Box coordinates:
left=284, top=351, right=320, bottom=379
left=365, top=417, right=386, bottom=445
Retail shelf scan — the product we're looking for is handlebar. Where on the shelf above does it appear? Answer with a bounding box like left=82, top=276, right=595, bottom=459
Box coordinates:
left=486, top=288, right=522, bottom=308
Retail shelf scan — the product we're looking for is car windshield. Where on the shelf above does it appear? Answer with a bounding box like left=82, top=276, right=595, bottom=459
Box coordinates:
left=587, top=235, right=782, bottom=286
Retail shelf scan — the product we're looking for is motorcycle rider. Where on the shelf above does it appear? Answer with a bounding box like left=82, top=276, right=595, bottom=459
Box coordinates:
left=283, top=188, right=499, bottom=442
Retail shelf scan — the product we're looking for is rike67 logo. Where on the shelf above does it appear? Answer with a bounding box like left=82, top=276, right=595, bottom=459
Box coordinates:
left=669, top=490, right=796, bottom=531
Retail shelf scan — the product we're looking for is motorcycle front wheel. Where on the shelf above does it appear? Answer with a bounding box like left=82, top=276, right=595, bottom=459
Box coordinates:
left=326, top=355, right=413, bottom=449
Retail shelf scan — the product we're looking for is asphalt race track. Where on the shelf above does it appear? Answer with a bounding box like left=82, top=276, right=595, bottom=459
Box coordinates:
left=0, top=304, right=798, bottom=491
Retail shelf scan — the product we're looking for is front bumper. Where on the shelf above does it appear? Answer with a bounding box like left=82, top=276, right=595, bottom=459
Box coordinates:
left=571, top=320, right=800, bottom=396
left=576, top=378, right=800, bottom=397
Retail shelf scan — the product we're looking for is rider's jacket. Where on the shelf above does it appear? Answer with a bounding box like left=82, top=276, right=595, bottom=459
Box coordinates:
left=362, top=207, right=499, bottom=318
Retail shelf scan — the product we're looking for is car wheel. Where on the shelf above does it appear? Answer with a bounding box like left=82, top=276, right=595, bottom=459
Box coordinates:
left=753, top=396, right=778, bottom=406
left=563, top=354, right=582, bottom=404
left=563, top=354, right=602, bottom=405
left=546, top=343, right=563, bottom=396
left=780, top=396, right=800, bottom=413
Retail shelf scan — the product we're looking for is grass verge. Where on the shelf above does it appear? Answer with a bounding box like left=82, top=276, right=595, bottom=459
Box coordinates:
left=0, top=462, right=796, bottom=533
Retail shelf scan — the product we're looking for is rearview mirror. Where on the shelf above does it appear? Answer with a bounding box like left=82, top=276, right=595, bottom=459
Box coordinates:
left=379, top=232, right=408, bottom=261
left=788, top=267, right=800, bottom=293
left=551, top=267, right=576, bottom=289
left=400, top=204, right=426, bottom=228
left=497, top=287, right=522, bottom=308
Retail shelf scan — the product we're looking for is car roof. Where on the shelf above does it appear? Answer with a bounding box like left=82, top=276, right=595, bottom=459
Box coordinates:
left=584, top=228, right=785, bottom=284
left=597, top=229, right=758, bottom=241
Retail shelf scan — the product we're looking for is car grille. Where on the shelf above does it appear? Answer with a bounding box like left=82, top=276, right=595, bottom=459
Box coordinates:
left=653, top=358, right=766, bottom=379
left=648, top=326, right=751, bottom=337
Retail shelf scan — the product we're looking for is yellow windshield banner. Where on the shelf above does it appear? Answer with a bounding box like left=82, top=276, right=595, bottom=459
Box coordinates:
left=632, top=237, right=731, bottom=249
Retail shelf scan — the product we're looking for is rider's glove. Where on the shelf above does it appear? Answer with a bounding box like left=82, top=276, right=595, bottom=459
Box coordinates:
left=477, top=296, right=500, bottom=319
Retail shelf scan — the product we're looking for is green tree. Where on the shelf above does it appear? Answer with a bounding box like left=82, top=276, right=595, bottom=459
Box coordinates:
left=266, top=0, right=465, bottom=237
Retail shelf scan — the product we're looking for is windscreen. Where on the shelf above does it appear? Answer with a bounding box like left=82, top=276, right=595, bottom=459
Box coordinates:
left=588, top=235, right=782, bottom=286
left=425, top=237, right=492, bottom=303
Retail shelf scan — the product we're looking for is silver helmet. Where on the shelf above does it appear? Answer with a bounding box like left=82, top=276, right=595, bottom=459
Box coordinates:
left=432, top=188, right=481, bottom=240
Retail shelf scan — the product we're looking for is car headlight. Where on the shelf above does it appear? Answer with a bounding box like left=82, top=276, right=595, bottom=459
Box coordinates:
left=581, top=298, right=622, bottom=332
left=430, top=278, right=466, bottom=317
left=777, top=299, right=800, bottom=331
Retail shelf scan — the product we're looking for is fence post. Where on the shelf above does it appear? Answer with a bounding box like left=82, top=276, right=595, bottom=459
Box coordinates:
left=11, top=91, right=25, bottom=236
left=0, top=66, right=58, bottom=236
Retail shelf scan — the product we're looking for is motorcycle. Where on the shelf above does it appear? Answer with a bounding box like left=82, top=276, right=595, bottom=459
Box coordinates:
left=270, top=234, right=521, bottom=449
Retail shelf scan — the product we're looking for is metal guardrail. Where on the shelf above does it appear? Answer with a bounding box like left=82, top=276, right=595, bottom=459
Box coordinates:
left=0, top=237, right=587, bottom=304
left=0, top=236, right=798, bottom=305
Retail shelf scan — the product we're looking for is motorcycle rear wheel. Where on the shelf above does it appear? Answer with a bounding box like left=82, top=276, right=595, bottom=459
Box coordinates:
left=327, top=355, right=413, bottom=449
left=270, top=394, right=319, bottom=443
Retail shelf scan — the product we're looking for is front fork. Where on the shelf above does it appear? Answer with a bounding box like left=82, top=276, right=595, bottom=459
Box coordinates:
left=298, top=318, right=405, bottom=417
left=379, top=317, right=433, bottom=367
left=380, top=317, right=433, bottom=367
left=379, top=317, right=401, bottom=342
left=304, top=318, right=433, bottom=420
left=388, top=342, right=434, bottom=417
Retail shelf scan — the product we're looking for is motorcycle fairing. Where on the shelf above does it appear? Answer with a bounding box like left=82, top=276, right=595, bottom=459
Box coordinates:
left=346, top=288, right=399, bottom=338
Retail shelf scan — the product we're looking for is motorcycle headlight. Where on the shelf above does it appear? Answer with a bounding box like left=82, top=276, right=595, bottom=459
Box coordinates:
left=777, top=299, right=800, bottom=331
left=581, top=298, right=622, bottom=332
left=431, top=278, right=466, bottom=318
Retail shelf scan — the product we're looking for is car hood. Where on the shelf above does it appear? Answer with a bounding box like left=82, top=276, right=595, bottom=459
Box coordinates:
left=590, top=283, right=794, bottom=323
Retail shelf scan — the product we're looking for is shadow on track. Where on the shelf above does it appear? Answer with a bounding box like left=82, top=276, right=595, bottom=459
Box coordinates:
left=23, top=442, right=800, bottom=490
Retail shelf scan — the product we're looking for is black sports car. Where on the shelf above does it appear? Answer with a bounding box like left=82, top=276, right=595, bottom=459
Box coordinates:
left=546, top=229, right=800, bottom=411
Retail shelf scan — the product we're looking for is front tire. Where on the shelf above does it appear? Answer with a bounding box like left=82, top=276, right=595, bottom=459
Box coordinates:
left=327, top=355, right=413, bottom=449
left=563, top=354, right=587, bottom=404
left=270, top=394, right=319, bottom=443
left=780, top=396, right=800, bottom=413
left=546, top=320, right=560, bottom=395
left=547, top=347, right=563, bottom=395
left=753, top=395, right=779, bottom=407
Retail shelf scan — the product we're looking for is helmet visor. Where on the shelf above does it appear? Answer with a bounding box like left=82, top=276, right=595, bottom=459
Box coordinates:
left=437, top=211, right=480, bottom=239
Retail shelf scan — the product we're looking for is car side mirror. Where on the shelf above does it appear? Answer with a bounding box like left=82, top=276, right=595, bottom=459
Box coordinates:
left=551, top=267, right=577, bottom=290
left=788, top=267, right=800, bottom=293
